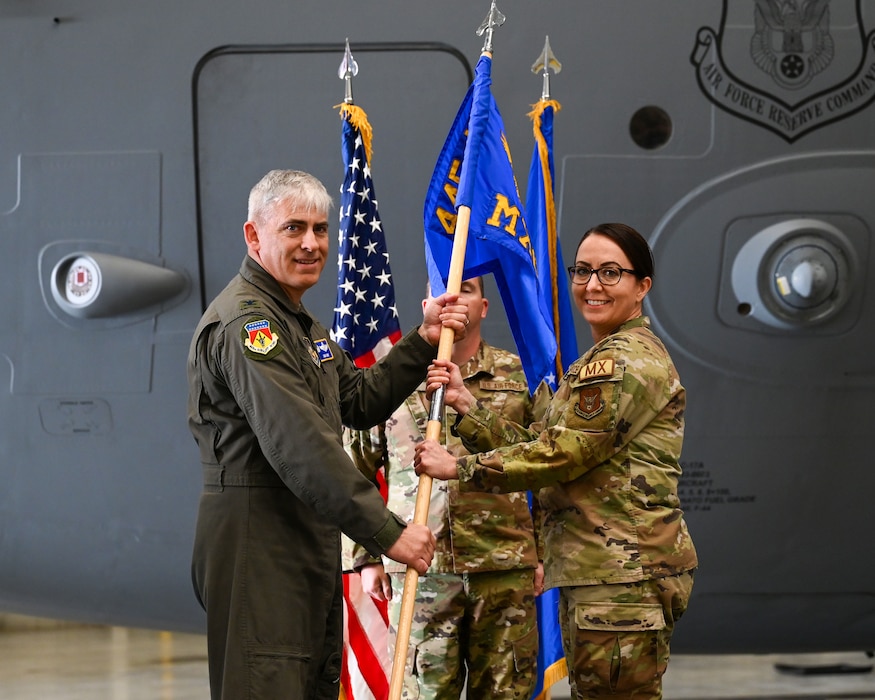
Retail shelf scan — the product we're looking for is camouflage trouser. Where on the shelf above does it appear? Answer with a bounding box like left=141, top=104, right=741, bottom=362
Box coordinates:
left=558, top=571, right=695, bottom=700
left=388, top=569, right=538, bottom=700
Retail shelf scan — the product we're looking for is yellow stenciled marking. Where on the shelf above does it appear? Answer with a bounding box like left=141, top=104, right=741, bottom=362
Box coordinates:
left=775, top=275, right=791, bottom=296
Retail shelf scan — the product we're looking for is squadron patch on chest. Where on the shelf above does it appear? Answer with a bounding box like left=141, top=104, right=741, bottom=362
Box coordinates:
left=313, top=338, right=334, bottom=362
left=576, top=386, right=605, bottom=420
left=241, top=318, right=282, bottom=360
left=301, top=337, right=321, bottom=366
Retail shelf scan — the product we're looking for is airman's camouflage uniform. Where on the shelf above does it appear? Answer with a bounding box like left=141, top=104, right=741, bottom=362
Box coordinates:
left=452, top=317, right=698, bottom=699
left=344, top=341, right=551, bottom=699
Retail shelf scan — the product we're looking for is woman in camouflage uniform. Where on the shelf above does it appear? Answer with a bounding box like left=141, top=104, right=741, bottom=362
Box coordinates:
left=414, top=223, right=698, bottom=699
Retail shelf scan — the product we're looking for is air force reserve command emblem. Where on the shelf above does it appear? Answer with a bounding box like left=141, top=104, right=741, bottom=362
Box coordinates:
left=242, top=318, right=282, bottom=360
left=692, top=1, right=875, bottom=142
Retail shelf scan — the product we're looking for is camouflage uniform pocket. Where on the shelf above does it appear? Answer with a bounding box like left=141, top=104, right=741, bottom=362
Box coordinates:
left=574, top=601, right=666, bottom=631
left=570, top=601, right=667, bottom=696
left=511, top=621, right=539, bottom=673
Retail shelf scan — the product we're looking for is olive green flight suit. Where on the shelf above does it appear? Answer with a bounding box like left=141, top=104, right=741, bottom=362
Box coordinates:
left=187, top=256, right=436, bottom=699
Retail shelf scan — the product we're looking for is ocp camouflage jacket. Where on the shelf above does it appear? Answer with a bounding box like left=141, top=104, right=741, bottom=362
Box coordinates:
left=344, top=341, right=551, bottom=574
left=454, top=317, right=698, bottom=588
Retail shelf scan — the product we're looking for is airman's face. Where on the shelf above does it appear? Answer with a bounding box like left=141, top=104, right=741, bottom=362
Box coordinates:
left=458, top=278, right=488, bottom=333
left=244, top=197, right=329, bottom=305
left=423, top=277, right=488, bottom=334
left=572, top=233, right=651, bottom=342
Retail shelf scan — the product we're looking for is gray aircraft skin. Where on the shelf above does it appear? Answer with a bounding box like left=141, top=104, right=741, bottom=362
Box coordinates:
left=1, top=0, right=873, bottom=655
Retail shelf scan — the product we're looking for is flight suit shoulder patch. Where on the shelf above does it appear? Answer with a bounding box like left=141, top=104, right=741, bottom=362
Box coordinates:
left=240, top=317, right=283, bottom=361
left=479, top=379, right=527, bottom=392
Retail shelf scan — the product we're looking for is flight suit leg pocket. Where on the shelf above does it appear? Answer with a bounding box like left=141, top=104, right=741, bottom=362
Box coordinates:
left=247, top=643, right=311, bottom=697
left=572, top=602, right=666, bottom=696
left=313, top=651, right=342, bottom=700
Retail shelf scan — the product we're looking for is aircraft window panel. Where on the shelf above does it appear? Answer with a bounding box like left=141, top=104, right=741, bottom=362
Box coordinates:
left=629, top=105, right=673, bottom=150
left=645, top=154, right=873, bottom=387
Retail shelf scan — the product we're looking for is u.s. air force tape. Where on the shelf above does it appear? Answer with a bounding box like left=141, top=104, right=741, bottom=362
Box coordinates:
left=479, top=380, right=527, bottom=392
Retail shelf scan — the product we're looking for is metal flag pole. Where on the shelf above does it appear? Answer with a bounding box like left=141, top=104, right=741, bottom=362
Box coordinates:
left=387, top=4, right=505, bottom=699
left=531, top=35, right=565, bottom=382
left=532, top=34, right=561, bottom=102
left=339, top=37, right=357, bottom=105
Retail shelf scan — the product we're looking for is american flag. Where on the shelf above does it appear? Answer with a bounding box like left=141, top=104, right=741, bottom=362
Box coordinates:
left=331, top=104, right=402, bottom=367
left=333, top=102, right=399, bottom=700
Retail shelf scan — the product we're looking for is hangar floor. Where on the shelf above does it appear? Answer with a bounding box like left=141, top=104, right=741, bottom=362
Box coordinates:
left=0, top=616, right=873, bottom=699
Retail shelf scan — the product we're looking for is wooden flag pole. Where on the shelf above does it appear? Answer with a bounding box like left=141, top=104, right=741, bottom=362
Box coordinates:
left=389, top=9, right=503, bottom=695
left=387, top=205, right=471, bottom=700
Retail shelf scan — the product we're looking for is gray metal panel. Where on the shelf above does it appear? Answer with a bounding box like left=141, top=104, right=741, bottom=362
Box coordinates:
left=0, top=0, right=874, bottom=652
left=4, top=152, right=160, bottom=394
left=195, top=45, right=471, bottom=331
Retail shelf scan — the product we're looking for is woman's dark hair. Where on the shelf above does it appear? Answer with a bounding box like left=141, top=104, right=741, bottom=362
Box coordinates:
left=577, top=223, right=655, bottom=281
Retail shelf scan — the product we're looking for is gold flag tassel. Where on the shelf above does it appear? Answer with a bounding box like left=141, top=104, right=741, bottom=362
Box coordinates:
left=337, top=102, right=374, bottom=167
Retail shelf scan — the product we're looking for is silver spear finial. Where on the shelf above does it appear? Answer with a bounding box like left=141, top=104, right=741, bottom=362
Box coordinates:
left=531, top=35, right=561, bottom=100
left=338, top=37, right=358, bottom=105
left=476, top=1, right=506, bottom=55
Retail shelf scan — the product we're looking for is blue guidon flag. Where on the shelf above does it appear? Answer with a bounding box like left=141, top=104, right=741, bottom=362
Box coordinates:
left=526, top=95, right=574, bottom=700
left=424, top=53, right=557, bottom=393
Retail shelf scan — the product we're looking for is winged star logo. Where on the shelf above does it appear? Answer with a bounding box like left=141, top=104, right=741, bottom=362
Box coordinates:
left=751, top=0, right=833, bottom=89
left=692, top=0, right=875, bottom=141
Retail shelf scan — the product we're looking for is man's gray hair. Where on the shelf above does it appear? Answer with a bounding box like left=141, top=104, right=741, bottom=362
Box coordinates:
left=247, top=170, right=334, bottom=222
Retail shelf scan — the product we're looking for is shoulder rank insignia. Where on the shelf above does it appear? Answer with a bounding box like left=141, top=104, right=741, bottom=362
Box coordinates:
left=243, top=318, right=278, bottom=355
left=579, top=358, right=615, bottom=381
left=313, top=338, right=334, bottom=362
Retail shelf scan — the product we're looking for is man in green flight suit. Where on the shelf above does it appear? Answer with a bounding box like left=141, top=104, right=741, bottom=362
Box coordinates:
left=187, top=170, right=469, bottom=699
